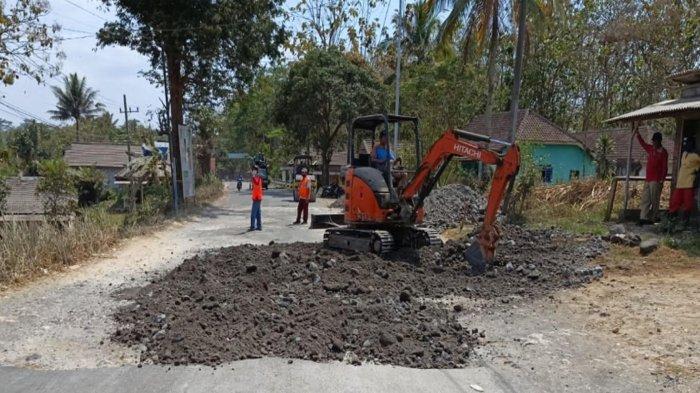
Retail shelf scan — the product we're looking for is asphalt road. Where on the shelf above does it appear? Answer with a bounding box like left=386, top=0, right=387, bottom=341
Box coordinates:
left=0, top=184, right=691, bottom=392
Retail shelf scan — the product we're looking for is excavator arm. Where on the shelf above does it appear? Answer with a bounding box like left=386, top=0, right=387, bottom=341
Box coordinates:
left=401, top=129, right=520, bottom=273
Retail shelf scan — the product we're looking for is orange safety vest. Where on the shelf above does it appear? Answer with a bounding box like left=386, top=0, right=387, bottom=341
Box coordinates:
left=298, top=176, right=311, bottom=200
left=251, top=176, right=263, bottom=201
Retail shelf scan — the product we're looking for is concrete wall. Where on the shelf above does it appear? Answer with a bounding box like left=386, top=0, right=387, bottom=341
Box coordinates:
left=532, top=144, right=596, bottom=183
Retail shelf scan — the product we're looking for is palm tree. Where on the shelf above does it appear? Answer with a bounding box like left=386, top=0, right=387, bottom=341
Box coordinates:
left=48, top=73, right=104, bottom=141
left=427, top=0, right=555, bottom=137
left=403, top=0, right=441, bottom=64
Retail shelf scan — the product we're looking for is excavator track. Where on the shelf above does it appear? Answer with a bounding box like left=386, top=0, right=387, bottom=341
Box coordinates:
left=323, top=226, right=442, bottom=254
left=324, top=229, right=395, bottom=254
left=409, top=227, right=442, bottom=248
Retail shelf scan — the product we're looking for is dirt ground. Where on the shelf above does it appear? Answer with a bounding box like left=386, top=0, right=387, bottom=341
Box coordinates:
left=568, top=245, right=699, bottom=381
left=110, top=226, right=604, bottom=369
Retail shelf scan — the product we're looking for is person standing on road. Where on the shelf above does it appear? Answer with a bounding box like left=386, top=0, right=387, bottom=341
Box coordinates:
left=293, top=167, right=312, bottom=225
left=669, top=137, right=700, bottom=228
left=635, top=130, right=668, bottom=225
left=250, top=166, right=263, bottom=231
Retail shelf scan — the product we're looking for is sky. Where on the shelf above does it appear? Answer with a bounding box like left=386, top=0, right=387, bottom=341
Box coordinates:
left=0, top=0, right=402, bottom=128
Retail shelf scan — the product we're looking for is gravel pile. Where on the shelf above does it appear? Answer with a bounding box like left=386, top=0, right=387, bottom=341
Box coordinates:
left=423, top=184, right=486, bottom=231
left=112, top=226, right=605, bottom=369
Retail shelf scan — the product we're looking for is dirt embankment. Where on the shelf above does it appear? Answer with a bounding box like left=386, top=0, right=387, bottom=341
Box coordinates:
left=112, top=226, right=605, bottom=369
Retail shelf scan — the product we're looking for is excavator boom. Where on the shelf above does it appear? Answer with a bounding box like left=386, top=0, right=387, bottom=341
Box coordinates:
left=402, top=129, right=520, bottom=273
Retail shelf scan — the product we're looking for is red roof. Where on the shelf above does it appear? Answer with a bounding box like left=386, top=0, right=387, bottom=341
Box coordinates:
left=462, top=109, right=582, bottom=147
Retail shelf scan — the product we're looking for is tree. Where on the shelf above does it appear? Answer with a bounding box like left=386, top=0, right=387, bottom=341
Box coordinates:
left=594, top=133, right=615, bottom=179
left=0, top=175, right=8, bottom=214
left=0, top=0, right=61, bottom=85
left=275, top=49, right=385, bottom=184
left=190, top=107, right=222, bottom=176
left=98, top=0, right=285, bottom=198
left=48, top=73, right=104, bottom=141
left=36, top=159, right=76, bottom=220
left=428, top=0, right=555, bottom=133
left=290, top=0, right=384, bottom=55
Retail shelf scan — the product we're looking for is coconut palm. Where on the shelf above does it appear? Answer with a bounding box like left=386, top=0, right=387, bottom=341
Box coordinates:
left=403, top=0, right=441, bottom=64
left=427, top=0, right=556, bottom=137
left=48, top=73, right=104, bottom=141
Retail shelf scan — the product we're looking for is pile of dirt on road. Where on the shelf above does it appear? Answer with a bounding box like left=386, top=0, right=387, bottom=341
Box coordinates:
left=423, top=184, right=486, bottom=231
left=112, top=226, right=605, bottom=369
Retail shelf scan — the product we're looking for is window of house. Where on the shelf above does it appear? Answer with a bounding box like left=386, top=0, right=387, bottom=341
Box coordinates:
left=541, top=165, right=553, bottom=183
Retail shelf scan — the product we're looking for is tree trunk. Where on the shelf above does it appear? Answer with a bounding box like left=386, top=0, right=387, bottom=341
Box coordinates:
left=509, top=0, right=527, bottom=143
left=75, top=117, right=80, bottom=142
left=485, top=2, right=500, bottom=130
left=321, top=150, right=331, bottom=187
left=166, top=49, right=185, bottom=200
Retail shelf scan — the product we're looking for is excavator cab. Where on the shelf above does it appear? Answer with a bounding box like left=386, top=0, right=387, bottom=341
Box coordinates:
left=345, top=114, right=422, bottom=218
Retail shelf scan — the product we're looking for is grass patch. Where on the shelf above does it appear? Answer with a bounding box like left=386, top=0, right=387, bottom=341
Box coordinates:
left=520, top=203, right=609, bottom=235
left=195, top=174, right=224, bottom=203
left=662, top=234, right=700, bottom=258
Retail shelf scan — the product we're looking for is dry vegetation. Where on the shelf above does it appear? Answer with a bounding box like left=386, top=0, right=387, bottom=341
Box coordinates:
left=520, top=179, right=666, bottom=235
left=0, top=206, right=125, bottom=287
left=0, top=179, right=225, bottom=289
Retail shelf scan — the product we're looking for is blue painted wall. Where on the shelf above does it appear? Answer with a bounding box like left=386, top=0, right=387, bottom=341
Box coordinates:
left=532, top=144, right=596, bottom=183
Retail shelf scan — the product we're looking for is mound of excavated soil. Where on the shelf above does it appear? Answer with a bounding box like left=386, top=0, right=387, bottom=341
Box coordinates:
left=112, top=226, right=605, bottom=368
left=423, top=184, right=486, bottom=231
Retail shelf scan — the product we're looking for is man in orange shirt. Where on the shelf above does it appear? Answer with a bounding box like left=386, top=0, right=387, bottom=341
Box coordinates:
left=293, top=167, right=312, bottom=225
left=250, top=166, right=263, bottom=231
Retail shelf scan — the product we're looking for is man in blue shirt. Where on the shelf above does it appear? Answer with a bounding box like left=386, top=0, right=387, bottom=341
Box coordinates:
left=371, top=130, right=397, bottom=197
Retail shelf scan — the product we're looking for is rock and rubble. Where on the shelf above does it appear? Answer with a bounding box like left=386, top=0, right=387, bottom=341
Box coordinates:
left=423, top=184, right=486, bottom=231
left=112, top=226, right=605, bottom=369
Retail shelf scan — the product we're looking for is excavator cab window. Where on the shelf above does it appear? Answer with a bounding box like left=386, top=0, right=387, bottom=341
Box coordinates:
left=348, top=114, right=421, bottom=171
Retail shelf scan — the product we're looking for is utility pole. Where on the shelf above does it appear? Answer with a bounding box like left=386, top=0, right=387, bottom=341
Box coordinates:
left=120, top=95, right=139, bottom=162
left=393, top=0, right=404, bottom=149
left=162, top=53, right=179, bottom=212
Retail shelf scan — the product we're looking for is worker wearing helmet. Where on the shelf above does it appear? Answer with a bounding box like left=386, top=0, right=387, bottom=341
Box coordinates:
left=249, top=166, right=263, bottom=231
left=293, top=167, right=312, bottom=225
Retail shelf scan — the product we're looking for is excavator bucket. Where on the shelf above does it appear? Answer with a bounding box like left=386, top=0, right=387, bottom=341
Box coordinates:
left=464, top=241, right=488, bottom=275
left=464, top=225, right=500, bottom=275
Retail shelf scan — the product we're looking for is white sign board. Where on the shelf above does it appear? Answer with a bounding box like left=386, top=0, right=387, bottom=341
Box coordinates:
left=179, top=125, right=195, bottom=200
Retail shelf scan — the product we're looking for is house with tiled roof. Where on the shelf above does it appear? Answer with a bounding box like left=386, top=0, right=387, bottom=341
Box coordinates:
left=462, top=110, right=595, bottom=183
left=1, top=177, right=73, bottom=223
left=63, top=143, right=142, bottom=187
left=577, top=126, right=674, bottom=177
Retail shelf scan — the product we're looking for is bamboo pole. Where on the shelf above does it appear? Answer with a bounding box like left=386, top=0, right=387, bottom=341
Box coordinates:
left=621, top=122, right=637, bottom=221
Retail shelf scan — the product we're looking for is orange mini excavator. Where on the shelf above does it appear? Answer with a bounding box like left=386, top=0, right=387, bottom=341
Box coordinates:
left=321, top=114, right=520, bottom=273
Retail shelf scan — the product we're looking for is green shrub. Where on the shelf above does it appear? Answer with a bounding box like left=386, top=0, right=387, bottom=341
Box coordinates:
left=36, top=159, right=77, bottom=219
left=195, top=173, right=224, bottom=202
left=74, top=167, right=105, bottom=207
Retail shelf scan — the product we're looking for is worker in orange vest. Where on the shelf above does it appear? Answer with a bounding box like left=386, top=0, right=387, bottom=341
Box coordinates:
left=249, top=166, right=263, bottom=231
left=293, top=167, right=312, bottom=225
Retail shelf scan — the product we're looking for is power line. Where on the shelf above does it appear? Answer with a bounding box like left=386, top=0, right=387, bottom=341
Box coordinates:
left=0, top=99, right=58, bottom=126
left=62, top=0, right=109, bottom=22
